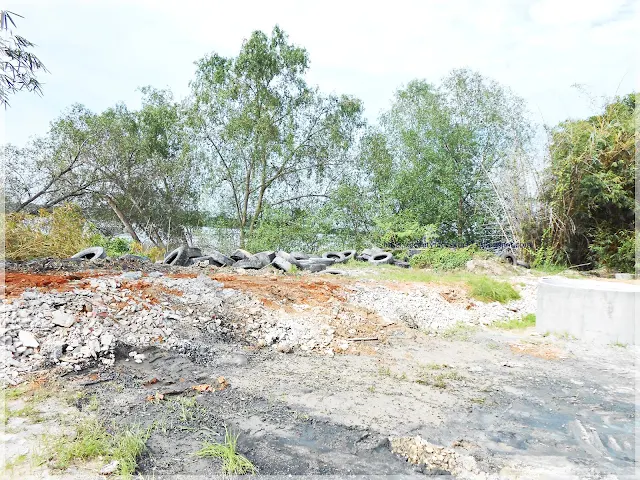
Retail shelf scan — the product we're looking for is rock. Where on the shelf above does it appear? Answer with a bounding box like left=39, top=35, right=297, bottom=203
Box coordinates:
left=275, top=342, right=293, bottom=353
left=147, top=271, right=164, bottom=278
left=134, top=353, right=146, bottom=363
left=18, top=330, right=39, bottom=348
left=51, top=310, right=75, bottom=328
left=100, top=460, right=119, bottom=475
left=120, top=271, right=143, bottom=280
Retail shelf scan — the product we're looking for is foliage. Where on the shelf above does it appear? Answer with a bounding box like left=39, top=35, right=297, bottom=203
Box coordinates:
left=409, top=246, right=475, bottom=270
left=373, top=211, right=437, bottom=248
left=492, top=313, right=536, bottom=329
left=537, top=93, right=636, bottom=272
left=90, top=235, right=132, bottom=258
left=466, top=277, right=520, bottom=303
left=0, top=10, right=48, bottom=107
left=373, top=70, right=533, bottom=244
left=194, top=427, right=256, bottom=475
left=3, top=204, right=96, bottom=260
left=189, top=25, right=364, bottom=247
left=130, top=241, right=165, bottom=262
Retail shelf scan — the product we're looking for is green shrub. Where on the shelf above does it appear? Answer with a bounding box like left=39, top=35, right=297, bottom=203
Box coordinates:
left=466, top=277, right=520, bottom=303
left=409, top=246, right=475, bottom=270
left=90, top=235, right=132, bottom=258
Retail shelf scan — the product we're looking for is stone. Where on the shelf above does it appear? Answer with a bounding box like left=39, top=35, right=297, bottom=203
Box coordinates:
left=52, top=310, right=76, bottom=328
left=120, top=271, right=143, bottom=280
left=99, top=459, right=119, bottom=475
left=18, top=330, right=39, bottom=348
left=275, top=342, right=293, bottom=353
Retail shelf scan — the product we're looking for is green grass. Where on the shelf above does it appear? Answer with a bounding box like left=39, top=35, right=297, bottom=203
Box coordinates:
left=492, top=313, right=536, bottom=330
left=10, top=402, right=45, bottom=423
left=409, top=247, right=475, bottom=270
left=466, top=277, right=520, bottom=303
left=611, top=341, right=628, bottom=348
left=44, top=418, right=150, bottom=478
left=4, top=453, right=28, bottom=472
left=440, top=322, right=478, bottom=341
left=194, top=427, right=256, bottom=475
left=339, top=263, right=520, bottom=303
left=470, top=397, right=486, bottom=405
left=416, top=365, right=465, bottom=389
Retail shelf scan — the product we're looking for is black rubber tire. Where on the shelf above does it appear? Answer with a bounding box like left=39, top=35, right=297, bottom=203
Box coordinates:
left=209, top=251, right=234, bottom=266
left=341, top=250, right=356, bottom=261
left=188, top=256, right=216, bottom=266
left=501, top=252, right=517, bottom=265
left=306, top=264, right=327, bottom=273
left=186, top=247, right=202, bottom=258
left=290, top=252, right=310, bottom=261
left=164, top=246, right=190, bottom=266
left=393, top=260, right=411, bottom=269
left=323, top=251, right=346, bottom=263
left=368, top=252, right=394, bottom=265
left=276, top=251, right=301, bottom=267
left=271, top=256, right=292, bottom=272
left=356, top=254, right=369, bottom=261
left=306, top=258, right=336, bottom=266
left=233, top=256, right=264, bottom=269
left=70, top=247, right=106, bottom=261
left=230, top=249, right=252, bottom=261
left=254, top=251, right=276, bottom=267
left=516, top=260, right=531, bottom=269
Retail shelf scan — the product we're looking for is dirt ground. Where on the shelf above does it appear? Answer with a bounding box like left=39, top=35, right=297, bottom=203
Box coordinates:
left=1, top=262, right=637, bottom=479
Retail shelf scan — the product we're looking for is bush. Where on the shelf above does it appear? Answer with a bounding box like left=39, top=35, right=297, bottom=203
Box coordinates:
left=130, top=241, right=165, bottom=262
left=3, top=204, right=96, bottom=261
left=466, top=277, right=520, bottom=303
left=410, top=246, right=475, bottom=270
left=90, top=235, right=132, bottom=258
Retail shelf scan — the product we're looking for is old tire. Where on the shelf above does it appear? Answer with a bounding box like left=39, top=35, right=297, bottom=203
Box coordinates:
left=276, top=251, right=301, bottom=267
left=342, top=250, right=356, bottom=261
left=119, top=254, right=149, bottom=263
left=290, top=252, right=310, bottom=261
left=188, top=256, right=216, bottom=266
left=369, top=252, right=394, bottom=265
left=306, top=263, right=327, bottom=273
left=501, top=252, right=517, bottom=265
left=230, top=249, right=252, bottom=261
left=254, top=251, right=276, bottom=267
left=70, top=247, right=106, bottom=261
left=516, top=260, right=531, bottom=269
left=271, top=256, right=292, bottom=273
left=186, top=247, right=202, bottom=258
left=209, top=250, right=234, bottom=266
left=323, top=251, right=346, bottom=263
left=393, top=259, right=410, bottom=269
left=306, top=257, right=336, bottom=266
left=233, top=256, right=264, bottom=270
left=164, top=246, right=190, bottom=266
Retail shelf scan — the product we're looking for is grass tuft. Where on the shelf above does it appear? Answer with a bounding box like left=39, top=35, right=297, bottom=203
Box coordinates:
left=440, top=322, right=478, bottom=341
left=492, top=313, right=536, bottom=330
left=44, top=418, right=150, bottom=478
left=466, top=277, right=520, bottom=303
left=194, top=427, right=256, bottom=475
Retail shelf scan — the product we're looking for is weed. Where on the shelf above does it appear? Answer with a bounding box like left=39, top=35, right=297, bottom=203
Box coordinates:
left=378, top=366, right=392, bottom=376
left=289, top=265, right=299, bottom=274
left=466, top=277, right=520, bottom=303
left=486, top=341, right=501, bottom=350
left=416, top=364, right=464, bottom=389
left=367, top=385, right=376, bottom=393
left=4, top=453, right=27, bottom=471
left=611, top=341, right=628, bottom=348
left=167, top=396, right=204, bottom=423
left=492, top=313, right=536, bottom=330
left=10, top=402, right=44, bottom=423
left=194, top=427, right=257, bottom=475
left=440, top=322, right=478, bottom=341
left=409, top=246, right=475, bottom=270
left=470, top=397, right=486, bottom=405
left=44, top=418, right=150, bottom=478
left=86, top=395, right=99, bottom=412
left=2, top=384, right=31, bottom=401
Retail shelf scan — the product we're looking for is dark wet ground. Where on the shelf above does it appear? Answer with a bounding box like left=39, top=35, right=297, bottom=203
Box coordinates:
left=62, top=330, right=637, bottom=479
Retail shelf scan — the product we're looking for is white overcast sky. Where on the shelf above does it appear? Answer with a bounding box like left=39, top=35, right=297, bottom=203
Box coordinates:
left=2, top=0, right=638, bottom=148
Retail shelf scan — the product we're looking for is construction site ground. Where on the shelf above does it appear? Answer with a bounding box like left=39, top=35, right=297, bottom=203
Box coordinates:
left=1, top=260, right=636, bottom=479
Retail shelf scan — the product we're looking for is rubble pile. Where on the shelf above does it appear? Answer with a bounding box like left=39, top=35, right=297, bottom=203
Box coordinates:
left=390, top=436, right=497, bottom=479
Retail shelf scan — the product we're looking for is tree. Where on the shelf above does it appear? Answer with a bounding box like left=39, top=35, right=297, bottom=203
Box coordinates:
left=189, top=25, right=364, bottom=247
left=535, top=93, right=636, bottom=271
left=376, top=70, right=533, bottom=244
left=4, top=89, right=204, bottom=249
left=1, top=10, right=48, bottom=107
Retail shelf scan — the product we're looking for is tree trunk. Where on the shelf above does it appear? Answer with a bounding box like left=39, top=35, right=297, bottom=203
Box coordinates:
left=105, top=195, right=142, bottom=244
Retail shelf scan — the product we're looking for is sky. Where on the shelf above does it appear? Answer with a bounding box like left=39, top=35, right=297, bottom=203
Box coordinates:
left=2, top=0, right=638, bottom=149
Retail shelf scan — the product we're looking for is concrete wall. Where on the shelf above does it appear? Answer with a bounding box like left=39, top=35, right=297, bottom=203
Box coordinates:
left=536, top=277, right=640, bottom=345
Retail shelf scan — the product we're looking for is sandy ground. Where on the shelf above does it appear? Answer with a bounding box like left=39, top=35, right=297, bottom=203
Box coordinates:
left=1, top=263, right=637, bottom=479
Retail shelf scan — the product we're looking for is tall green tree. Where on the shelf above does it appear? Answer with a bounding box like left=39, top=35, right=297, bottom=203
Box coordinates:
left=189, top=25, right=364, bottom=247
left=375, top=69, right=533, bottom=244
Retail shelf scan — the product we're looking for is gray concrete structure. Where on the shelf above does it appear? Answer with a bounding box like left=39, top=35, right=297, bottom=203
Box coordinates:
left=536, top=277, right=639, bottom=345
